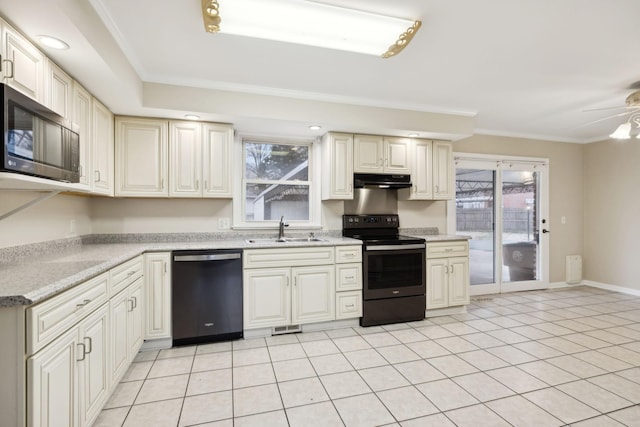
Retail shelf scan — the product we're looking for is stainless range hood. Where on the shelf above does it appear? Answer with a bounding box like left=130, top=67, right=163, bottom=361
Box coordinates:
left=353, top=173, right=412, bottom=189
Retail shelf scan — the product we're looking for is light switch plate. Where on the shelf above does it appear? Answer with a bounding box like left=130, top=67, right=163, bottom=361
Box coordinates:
left=218, top=217, right=230, bottom=230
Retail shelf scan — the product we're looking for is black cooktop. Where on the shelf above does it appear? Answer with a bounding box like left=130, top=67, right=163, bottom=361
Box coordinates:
left=342, top=214, right=425, bottom=246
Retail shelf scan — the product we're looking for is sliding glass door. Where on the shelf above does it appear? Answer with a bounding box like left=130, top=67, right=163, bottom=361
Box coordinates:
left=454, top=156, right=549, bottom=295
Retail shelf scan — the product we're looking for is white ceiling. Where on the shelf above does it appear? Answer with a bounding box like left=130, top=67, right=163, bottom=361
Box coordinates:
left=3, top=0, right=640, bottom=142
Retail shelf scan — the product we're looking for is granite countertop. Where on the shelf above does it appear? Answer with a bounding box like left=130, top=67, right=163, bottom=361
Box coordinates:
left=0, top=236, right=360, bottom=308
left=0, top=231, right=469, bottom=308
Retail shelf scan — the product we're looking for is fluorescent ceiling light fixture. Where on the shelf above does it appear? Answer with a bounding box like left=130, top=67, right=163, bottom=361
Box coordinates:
left=308, top=125, right=322, bottom=131
left=184, top=114, right=201, bottom=120
left=37, top=35, right=69, bottom=50
left=202, top=0, right=421, bottom=58
left=609, top=111, right=640, bottom=139
left=408, top=132, right=419, bottom=137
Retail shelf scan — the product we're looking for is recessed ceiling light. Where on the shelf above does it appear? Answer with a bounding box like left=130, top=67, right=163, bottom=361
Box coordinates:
left=408, top=133, right=419, bottom=137
left=308, top=125, right=322, bottom=131
left=184, top=114, right=200, bottom=120
left=37, top=35, right=69, bottom=50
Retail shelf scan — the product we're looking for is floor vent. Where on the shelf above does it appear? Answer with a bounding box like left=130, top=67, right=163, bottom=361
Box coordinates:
left=272, top=324, right=301, bottom=335
left=566, top=255, right=583, bottom=284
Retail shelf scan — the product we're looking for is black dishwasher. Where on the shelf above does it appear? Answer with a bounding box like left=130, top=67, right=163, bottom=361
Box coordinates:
left=172, top=249, right=243, bottom=346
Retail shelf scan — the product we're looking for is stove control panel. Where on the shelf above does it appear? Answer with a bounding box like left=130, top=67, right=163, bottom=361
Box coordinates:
left=343, top=214, right=399, bottom=229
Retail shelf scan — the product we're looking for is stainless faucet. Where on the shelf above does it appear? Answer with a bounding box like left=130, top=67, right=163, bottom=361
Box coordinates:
left=278, top=216, right=289, bottom=240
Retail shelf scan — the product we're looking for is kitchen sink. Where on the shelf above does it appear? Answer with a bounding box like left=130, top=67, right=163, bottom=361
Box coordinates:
left=245, top=237, right=327, bottom=244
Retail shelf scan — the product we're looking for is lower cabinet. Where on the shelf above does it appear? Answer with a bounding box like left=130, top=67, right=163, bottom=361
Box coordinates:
left=144, top=252, right=172, bottom=340
left=27, top=303, right=109, bottom=427
left=426, top=241, right=470, bottom=310
left=244, top=265, right=335, bottom=329
left=334, top=246, right=363, bottom=320
left=109, top=277, right=144, bottom=385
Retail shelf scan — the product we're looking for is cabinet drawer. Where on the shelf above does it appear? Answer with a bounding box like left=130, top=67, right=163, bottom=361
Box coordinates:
left=336, top=263, right=362, bottom=291
left=336, top=291, right=362, bottom=320
left=426, top=241, right=469, bottom=259
left=26, top=272, right=109, bottom=355
left=335, top=245, right=362, bottom=263
left=110, top=255, right=143, bottom=296
left=244, top=247, right=334, bottom=269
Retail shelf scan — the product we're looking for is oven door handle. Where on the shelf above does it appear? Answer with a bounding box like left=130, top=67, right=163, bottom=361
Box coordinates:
left=366, top=244, right=425, bottom=251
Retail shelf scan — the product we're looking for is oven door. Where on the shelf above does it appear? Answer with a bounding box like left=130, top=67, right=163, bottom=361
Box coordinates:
left=363, top=244, right=426, bottom=300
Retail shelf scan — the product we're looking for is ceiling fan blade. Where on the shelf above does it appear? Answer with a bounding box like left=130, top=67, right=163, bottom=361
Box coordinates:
left=582, top=105, right=637, bottom=113
left=580, top=110, right=634, bottom=127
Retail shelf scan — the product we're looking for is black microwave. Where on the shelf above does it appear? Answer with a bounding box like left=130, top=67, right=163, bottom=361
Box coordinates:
left=1, top=83, right=80, bottom=183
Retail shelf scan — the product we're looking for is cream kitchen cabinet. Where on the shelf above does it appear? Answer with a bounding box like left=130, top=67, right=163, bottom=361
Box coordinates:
left=45, top=60, right=73, bottom=119
left=169, top=121, right=233, bottom=198
left=243, top=247, right=336, bottom=329
left=91, top=98, right=114, bottom=196
left=321, top=132, right=353, bottom=200
left=115, top=117, right=169, bottom=197
left=426, top=241, right=470, bottom=309
left=432, top=141, right=454, bottom=199
left=71, top=82, right=93, bottom=190
left=144, top=252, right=172, bottom=340
left=335, top=245, right=362, bottom=320
left=399, top=139, right=453, bottom=200
left=26, top=281, right=110, bottom=427
left=1, top=20, right=45, bottom=102
left=354, top=134, right=410, bottom=174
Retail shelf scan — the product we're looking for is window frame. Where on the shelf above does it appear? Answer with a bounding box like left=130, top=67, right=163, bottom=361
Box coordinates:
left=232, top=134, right=322, bottom=230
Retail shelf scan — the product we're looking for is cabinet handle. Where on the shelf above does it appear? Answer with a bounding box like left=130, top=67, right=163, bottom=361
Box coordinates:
left=344, top=253, right=355, bottom=258
left=75, top=299, right=91, bottom=309
left=196, top=180, right=199, bottom=190
left=160, top=178, right=164, bottom=189
left=127, top=270, right=136, bottom=276
left=348, top=183, right=352, bottom=192
left=128, top=299, right=135, bottom=312
left=435, top=185, right=439, bottom=193
left=204, top=180, right=208, bottom=190
left=164, top=262, right=167, bottom=274
left=345, top=304, right=355, bottom=308
left=3, top=59, right=14, bottom=79
left=94, top=170, right=101, bottom=183
left=79, top=165, right=84, bottom=178
left=76, top=343, right=86, bottom=361
left=84, top=337, right=93, bottom=354
left=445, top=248, right=453, bottom=252
left=286, top=276, right=290, bottom=287
left=345, top=276, right=355, bottom=280
left=132, top=296, right=138, bottom=309
left=450, top=265, right=454, bottom=274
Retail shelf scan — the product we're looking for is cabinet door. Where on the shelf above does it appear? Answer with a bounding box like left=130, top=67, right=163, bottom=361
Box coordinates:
left=433, top=141, right=453, bottom=199
left=409, top=140, right=434, bottom=199
left=144, top=253, right=171, bottom=339
left=353, top=134, right=383, bottom=173
left=46, top=61, right=72, bottom=118
left=202, top=123, right=233, bottom=197
left=384, top=137, right=411, bottom=173
left=72, top=83, right=92, bottom=189
left=77, top=304, right=109, bottom=427
left=426, top=259, right=448, bottom=309
left=109, top=290, right=129, bottom=385
left=448, top=257, right=470, bottom=306
left=291, top=266, right=335, bottom=324
left=243, top=268, right=290, bottom=329
left=321, top=132, right=353, bottom=200
left=3, top=25, right=44, bottom=101
left=128, top=278, right=145, bottom=359
left=170, top=121, right=202, bottom=197
left=92, top=99, right=114, bottom=196
left=27, top=327, right=79, bottom=427
left=115, top=117, right=168, bottom=197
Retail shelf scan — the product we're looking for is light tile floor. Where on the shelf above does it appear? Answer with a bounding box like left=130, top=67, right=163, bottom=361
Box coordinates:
left=94, top=286, right=640, bottom=426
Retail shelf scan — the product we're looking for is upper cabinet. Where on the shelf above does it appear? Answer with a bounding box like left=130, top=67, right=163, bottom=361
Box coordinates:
left=115, top=117, right=168, bottom=197
left=399, top=139, right=454, bottom=201
left=1, top=22, right=45, bottom=102
left=45, top=60, right=72, bottom=118
left=169, top=121, right=233, bottom=198
left=353, top=134, right=410, bottom=174
left=72, top=82, right=93, bottom=190
left=92, top=99, right=115, bottom=196
left=321, top=132, right=353, bottom=200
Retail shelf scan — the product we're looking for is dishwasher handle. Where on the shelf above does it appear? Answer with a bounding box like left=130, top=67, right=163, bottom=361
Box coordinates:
left=173, top=253, right=241, bottom=262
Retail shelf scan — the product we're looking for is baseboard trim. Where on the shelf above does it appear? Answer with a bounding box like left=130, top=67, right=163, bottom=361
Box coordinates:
left=583, top=280, right=640, bottom=297
left=548, top=281, right=584, bottom=289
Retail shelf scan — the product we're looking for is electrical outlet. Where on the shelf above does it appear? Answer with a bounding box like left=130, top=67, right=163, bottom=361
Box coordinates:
left=218, top=217, right=230, bottom=230
left=561, top=216, right=566, bottom=224
left=69, top=219, right=77, bottom=235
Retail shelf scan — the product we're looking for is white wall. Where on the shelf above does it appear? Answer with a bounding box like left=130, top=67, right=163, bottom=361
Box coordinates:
left=0, top=191, right=92, bottom=249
